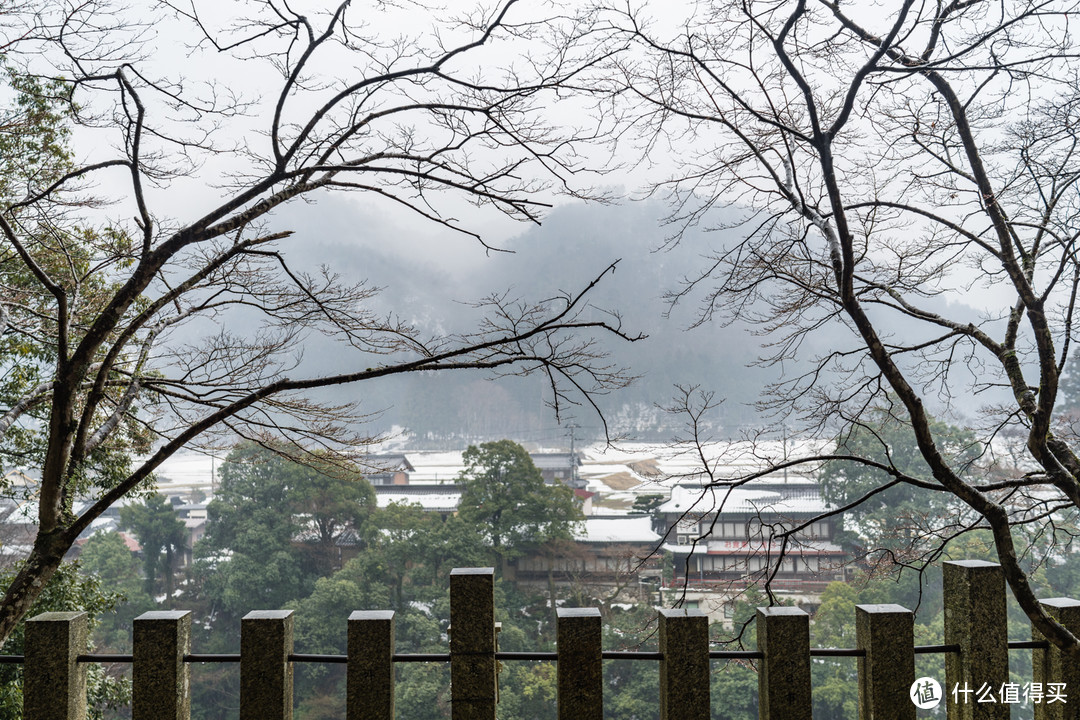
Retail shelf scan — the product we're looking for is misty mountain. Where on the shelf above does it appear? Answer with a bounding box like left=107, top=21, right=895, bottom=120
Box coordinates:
left=262, top=196, right=781, bottom=443
left=167, top=194, right=997, bottom=447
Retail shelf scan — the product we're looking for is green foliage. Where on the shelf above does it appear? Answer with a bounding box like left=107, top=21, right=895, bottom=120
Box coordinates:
left=0, top=562, right=129, bottom=720
left=820, top=408, right=978, bottom=558
left=710, top=663, right=758, bottom=720
left=601, top=605, right=659, bottom=720
left=810, top=583, right=860, bottom=719
left=77, top=531, right=157, bottom=651
left=395, top=663, right=451, bottom=720
left=0, top=64, right=72, bottom=202
left=120, top=493, right=186, bottom=600
left=288, top=460, right=377, bottom=572
left=1046, top=553, right=1080, bottom=597
left=500, top=662, right=558, bottom=719
left=0, top=64, right=150, bottom=494
left=458, top=440, right=583, bottom=566
left=631, top=494, right=665, bottom=515
left=368, top=502, right=485, bottom=607
left=1059, top=351, right=1080, bottom=413
left=194, top=442, right=377, bottom=620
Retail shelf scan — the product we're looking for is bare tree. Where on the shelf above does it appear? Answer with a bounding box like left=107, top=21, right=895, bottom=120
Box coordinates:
left=0, top=0, right=636, bottom=645
left=591, top=0, right=1080, bottom=654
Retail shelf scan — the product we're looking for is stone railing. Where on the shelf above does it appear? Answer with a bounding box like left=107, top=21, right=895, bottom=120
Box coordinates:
left=14, top=560, right=1080, bottom=719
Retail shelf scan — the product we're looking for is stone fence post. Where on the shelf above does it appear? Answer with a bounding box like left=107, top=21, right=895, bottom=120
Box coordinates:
left=557, top=607, right=603, bottom=720
left=348, top=610, right=395, bottom=720
left=24, top=611, right=87, bottom=720
left=856, top=603, right=914, bottom=720
left=658, top=608, right=709, bottom=720
left=943, top=560, right=1008, bottom=720
left=133, top=610, right=191, bottom=720
left=241, top=610, right=294, bottom=720
left=450, top=568, right=497, bottom=720
left=1033, top=598, right=1080, bottom=720
left=757, top=606, right=811, bottom=720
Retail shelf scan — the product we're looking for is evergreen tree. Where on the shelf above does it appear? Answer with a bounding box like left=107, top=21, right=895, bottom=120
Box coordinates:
left=458, top=440, right=583, bottom=570
left=0, top=563, right=129, bottom=720
left=820, top=408, right=978, bottom=560
left=120, top=493, right=186, bottom=601
left=195, top=442, right=376, bottom=620
left=78, top=530, right=157, bottom=651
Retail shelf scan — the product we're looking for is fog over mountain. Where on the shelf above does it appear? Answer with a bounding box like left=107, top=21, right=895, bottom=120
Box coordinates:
left=177, top=195, right=996, bottom=448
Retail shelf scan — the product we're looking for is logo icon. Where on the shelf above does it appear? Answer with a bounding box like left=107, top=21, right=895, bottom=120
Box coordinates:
left=911, top=677, right=942, bottom=709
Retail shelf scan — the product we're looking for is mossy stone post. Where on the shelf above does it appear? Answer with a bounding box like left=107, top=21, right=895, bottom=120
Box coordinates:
left=557, top=607, right=602, bottom=720
left=658, top=608, right=709, bottom=720
left=943, top=560, right=1008, bottom=720
left=24, top=611, right=87, bottom=720
left=241, top=610, right=294, bottom=720
left=856, top=604, right=915, bottom=720
left=450, top=568, right=496, bottom=720
left=133, top=610, right=191, bottom=720
left=757, top=606, right=811, bottom=720
left=1033, top=598, right=1080, bottom=720
left=348, top=610, right=395, bottom=720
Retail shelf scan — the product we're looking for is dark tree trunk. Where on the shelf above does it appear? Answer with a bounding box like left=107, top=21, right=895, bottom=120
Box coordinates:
left=0, top=534, right=69, bottom=647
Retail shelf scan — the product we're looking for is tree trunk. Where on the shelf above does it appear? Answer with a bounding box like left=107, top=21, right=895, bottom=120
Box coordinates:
left=547, top=562, right=557, bottom=635
left=0, top=533, right=69, bottom=647
left=164, top=545, right=175, bottom=608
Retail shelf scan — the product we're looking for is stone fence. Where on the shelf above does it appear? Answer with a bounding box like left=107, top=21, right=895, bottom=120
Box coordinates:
left=14, top=560, right=1080, bottom=719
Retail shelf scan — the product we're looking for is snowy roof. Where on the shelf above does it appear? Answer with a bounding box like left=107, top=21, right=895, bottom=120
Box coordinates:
left=401, top=451, right=465, bottom=484
left=2, top=469, right=38, bottom=487
left=363, top=454, right=414, bottom=472
left=531, top=453, right=578, bottom=469
left=377, top=493, right=460, bottom=512
left=663, top=539, right=845, bottom=556
left=88, top=517, right=117, bottom=532
left=405, top=451, right=464, bottom=467
left=657, top=485, right=828, bottom=516
left=151, top=450, right=218, bottom=486
left=576, top=516, right=661, bottom=544
left=581, top=441, right=825, bottom=488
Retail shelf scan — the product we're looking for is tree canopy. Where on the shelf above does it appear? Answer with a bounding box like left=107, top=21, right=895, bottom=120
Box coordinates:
left=119, top=493, right=186, bottom=601
left=0, top=0, right=636, bottom=644
left=196, top=442, right=377, bottom=617
left=820, top=409, right=979, bottom=562
left=588, top=0, right=1080, bottom=656
left=458, top=439, right=583, bottom=566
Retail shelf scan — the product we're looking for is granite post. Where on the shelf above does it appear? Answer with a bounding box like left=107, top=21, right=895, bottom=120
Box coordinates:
left=757, top=606, right=811, bottom=720
left=856, top=603, right=915, bottom=720
left=557, top=607, right=602, bottom=720
left=450, top=568, right=496, bottom=720
left=24, top=611, right=88, bottom=720
left=1033, top=598, right=1080, bottom=720
left=348, top=610, right=395, bottom=720
left=241, top=610, right=294, bottom=720
left=658, top=608, right=709, bottom=720
left=943, top=560, right=1008, bottom=720
left=133, top=610, right=191, bottom=720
